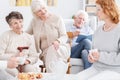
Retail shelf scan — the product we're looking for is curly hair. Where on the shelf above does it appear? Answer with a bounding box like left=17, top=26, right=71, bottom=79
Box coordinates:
left=6, top=11, right=23, bottom=24
left=96, top=0, right=120, bottom=24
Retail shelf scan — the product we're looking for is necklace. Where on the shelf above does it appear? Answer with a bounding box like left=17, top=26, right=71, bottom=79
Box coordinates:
left=103, top=24, right=114, bottom=31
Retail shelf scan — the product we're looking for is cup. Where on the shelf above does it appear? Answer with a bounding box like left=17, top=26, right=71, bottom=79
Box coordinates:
left=17, top=57, right=26, bottom=65
left=89, top=49, right=98, bottom=60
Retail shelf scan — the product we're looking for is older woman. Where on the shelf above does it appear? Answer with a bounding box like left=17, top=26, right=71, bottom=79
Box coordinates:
left=27, top=0, right=70, bottom=73
left=77, top=0, right=120, bottom=80
left=0, top=11, right=39, bottom=76
left=68, top=10, right=93, bottom=69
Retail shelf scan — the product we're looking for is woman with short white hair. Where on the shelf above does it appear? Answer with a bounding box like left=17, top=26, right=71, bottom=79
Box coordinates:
left=27, top=0, right=70, bottom=73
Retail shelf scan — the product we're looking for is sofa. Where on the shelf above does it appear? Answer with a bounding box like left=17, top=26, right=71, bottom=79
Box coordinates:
left=64, top=16, right=97, bottom=74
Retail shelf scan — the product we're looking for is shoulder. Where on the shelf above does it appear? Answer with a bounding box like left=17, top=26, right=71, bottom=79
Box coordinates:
left=30, top=17, right=42, bottom=25
left=115, top=23, right=120, bottom=33
left=30, top=18, right=37, bottom=24
left=0, top=30, right=12, bottom=39
left=70, top=25, right=76, bottom=30
left=51, top=13, right=61, bottom=19
left=23, top=32, right=34, bottom=42
left=50, top=14, right=63, bottom=22
left=116, top=23, right=120, bottom=29
left=83, top=24, right=91, bottom=29
left=0, top=30, right=13, bottom=43
left=1, top=30, right=12, bottom=35
left=23, top=32, right=33, bottom=39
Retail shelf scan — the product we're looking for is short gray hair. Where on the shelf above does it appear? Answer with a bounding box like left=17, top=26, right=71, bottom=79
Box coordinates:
left=31, top=0, right=47, bottom=12
left=74, top=10, right=89, bottom=22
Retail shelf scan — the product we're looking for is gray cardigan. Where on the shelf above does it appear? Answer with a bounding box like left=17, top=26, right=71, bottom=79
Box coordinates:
left=92, top=23, right=120, bottom=72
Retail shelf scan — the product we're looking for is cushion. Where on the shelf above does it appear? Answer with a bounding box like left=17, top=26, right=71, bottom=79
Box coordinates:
left=64, top=19, right=74, bottom=32
left=70, top=58, right=83, bottom=66
left=64, top=16, right=97, bottom=32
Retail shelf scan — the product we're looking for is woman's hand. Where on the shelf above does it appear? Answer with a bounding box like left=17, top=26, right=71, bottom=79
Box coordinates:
left=88, top=49, right=100, bottom=63
left=7, top=57, right=19, bottom=68
left=52, top=40, right=60, bottom=50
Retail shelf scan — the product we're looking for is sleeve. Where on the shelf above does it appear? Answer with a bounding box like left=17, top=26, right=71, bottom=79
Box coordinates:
left=82, top=24, right=94, bottom=35
left=57, top=16, right=68, bottom=44
left=26, top=36, right=39, bottom=64
left=0, top=61, right=7, bottom=69
left=26, top=19, right=34, bottom=35
left=92, top=26, right=101, bottom=48
left=0, top=33, right=14, bottom=60
left=98, top=39, right=120, bottom=65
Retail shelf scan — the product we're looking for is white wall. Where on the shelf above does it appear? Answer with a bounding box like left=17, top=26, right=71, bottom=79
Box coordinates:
left=0, top=0, right=33, bottom=34
left=0, top=7, right=33, bottom=34
left=0, top=0, right=83, bottom=34
left=48, top=0, right=84, bottom=18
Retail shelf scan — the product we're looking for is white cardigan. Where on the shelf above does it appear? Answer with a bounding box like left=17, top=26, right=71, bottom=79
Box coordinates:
left=0, top=30, right=38, bottom=64
left=0, top=61, right=7, bottom=69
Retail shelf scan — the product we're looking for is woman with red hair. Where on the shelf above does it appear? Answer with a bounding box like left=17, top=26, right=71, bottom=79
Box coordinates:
left=76, top=0, right=120, bottom=79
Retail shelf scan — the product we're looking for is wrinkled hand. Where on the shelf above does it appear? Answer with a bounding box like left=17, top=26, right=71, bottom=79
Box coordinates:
left=88, top=49, right=100, bottom=63
left=7, top=57, right=19, bottom=68
left=52, top=40, right=60, bottom=50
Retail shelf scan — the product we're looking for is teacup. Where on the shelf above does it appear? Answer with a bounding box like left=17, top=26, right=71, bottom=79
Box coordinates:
left=89, top=49, right=98, bottom=60
left=17, top=57, right=26, bottom=65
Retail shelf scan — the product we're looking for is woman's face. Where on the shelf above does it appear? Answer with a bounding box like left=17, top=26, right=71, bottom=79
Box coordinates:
left=96, top=4, right=108, bottom=21
left=9, top=19, right=23, bottom=34
left=34, top=6, right=48, bottom=19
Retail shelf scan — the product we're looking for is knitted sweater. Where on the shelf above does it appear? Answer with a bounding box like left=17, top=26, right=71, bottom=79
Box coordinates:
left=92, top=23, right=120, bottom=72
left=0, top=30, right=38, bottom=64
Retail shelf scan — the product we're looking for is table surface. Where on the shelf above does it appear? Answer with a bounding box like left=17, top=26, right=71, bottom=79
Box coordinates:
left=40, top=73, right=78, bottom=80
left=18, top=73, right=78, bottom=80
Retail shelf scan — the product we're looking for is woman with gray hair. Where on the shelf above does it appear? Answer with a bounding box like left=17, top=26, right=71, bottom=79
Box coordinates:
left=0, top=11, right=39, bottom=77
left=68, top=10, right=93, bottom=69
left=27, top=0, right=70, bottom=73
